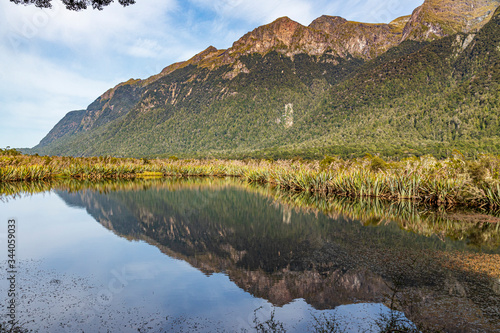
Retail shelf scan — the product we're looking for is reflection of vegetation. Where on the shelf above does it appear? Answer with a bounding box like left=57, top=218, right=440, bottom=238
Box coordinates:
left=252, top=305, right=420, bottom=333
left=2, top=176, right=499, bottom=250
left=253, top=307, right=286, bottom=333
left=0, top=321, right=31, bottom=333
left=272, top=191, right=500, bottom=250
left=311, top=312, right=346, bottom=333
left=0, top=177, right=241, bottom=201
left=373, top=312, right=419, bottom=333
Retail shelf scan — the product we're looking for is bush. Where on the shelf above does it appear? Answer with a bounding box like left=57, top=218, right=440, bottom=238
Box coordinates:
left=0, top=148, right=22, bottom=156
left=370, top=156, right=388, bottom=172
left=320, top=155, right=337, bottom=171
left=467, top=160, right=487, bottom=184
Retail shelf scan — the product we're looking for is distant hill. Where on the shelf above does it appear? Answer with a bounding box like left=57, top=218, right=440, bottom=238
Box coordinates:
left=32, top=0, right=500, bottom=159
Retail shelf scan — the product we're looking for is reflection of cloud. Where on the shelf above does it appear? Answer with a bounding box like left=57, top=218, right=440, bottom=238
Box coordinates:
left=120, top=261, right=172, bottom=279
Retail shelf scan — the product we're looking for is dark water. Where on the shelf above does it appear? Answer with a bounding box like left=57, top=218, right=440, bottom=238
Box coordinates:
left=0, top=178, right=499, bottom=332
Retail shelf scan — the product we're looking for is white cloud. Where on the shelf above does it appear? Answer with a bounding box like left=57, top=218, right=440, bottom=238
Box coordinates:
left=188, top=0, right=316, bottom=26
left=0, top=0, right=184, bottom=148
left=1, top=0, right=179, bottom=50
left=0, top=51, right=110, bottom=98
left=0, top=43, right=113, bottom=147
left=127, top=39, right=165, bottom=58
left=187, top=0, right=422, bottom=27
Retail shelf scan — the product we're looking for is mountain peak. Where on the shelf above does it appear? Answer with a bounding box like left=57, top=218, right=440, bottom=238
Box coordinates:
left=143, top=45, right=223, bottom=84
left=402, top=0, right=500, bottom=41
left=309, top=15, right=348, bottom=30
left=225, top=16, right=329, bottom=59
left=224, top=13, right=406, bottom=61
left=156, top=0, right=500, bottom=72
left=271, top=16, right=296, bottom=24
left=308, top=15, right=407, bottom=58
left=260, top=16, right=304, bottom=43
left=188, top=45, right=220, bottom=64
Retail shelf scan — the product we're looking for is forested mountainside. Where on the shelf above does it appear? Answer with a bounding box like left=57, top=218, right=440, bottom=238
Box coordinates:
left=32, top=0, right=500, bottom=159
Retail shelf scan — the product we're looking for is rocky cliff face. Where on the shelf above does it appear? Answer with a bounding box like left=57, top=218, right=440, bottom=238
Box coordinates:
left=308, top=15, right=408, bottom=59
left=402, top=0, right=500, bottom=41
left=214, top=14, right=408, bottom=63
left=228, top=17, right=330, bottom=57
left=37, top=109, right=86, bottom=147
left=80, top=79, right=143, bottom=131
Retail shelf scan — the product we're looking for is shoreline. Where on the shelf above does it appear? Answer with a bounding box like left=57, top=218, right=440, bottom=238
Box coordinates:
left=2, top=153, right=500, bottom=210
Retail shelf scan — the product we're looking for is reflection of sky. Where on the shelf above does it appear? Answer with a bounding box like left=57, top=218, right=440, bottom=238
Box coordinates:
left=0, top=192, right=409, bottom=332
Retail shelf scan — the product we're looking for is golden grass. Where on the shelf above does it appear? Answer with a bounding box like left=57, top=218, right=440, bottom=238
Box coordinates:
left=2, top=153, right=500, bottom=209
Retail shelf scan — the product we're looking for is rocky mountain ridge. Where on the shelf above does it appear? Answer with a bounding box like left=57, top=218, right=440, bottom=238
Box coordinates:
left=402, top=0, right=500, bottom=40
left=33, top=0, right=500, bottom=158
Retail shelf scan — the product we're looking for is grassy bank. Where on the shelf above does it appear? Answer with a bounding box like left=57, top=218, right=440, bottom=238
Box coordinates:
left=2, top=149, right=500, bottom=208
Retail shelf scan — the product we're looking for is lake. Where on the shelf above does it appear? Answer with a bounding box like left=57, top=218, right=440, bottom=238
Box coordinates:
left=1, top=178, right=499, bottom=332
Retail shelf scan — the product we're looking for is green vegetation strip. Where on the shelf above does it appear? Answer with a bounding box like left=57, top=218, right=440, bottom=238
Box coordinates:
left=3, top=148, right=500, bottom=209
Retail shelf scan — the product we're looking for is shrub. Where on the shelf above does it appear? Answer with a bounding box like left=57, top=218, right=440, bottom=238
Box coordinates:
left=370, top=156, right=388, bottom=172
left=319, top=155, right=337, bottom=171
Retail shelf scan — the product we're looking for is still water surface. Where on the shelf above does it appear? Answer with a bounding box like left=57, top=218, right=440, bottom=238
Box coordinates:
left=0, top=178, right=499, bottom=332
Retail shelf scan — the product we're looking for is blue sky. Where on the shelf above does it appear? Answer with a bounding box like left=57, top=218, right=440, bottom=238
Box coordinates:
left=0, top=0, right=424, bottom=148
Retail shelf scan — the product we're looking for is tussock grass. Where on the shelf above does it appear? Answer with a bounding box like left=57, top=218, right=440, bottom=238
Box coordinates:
left=3, top=152, right=500, bottom=208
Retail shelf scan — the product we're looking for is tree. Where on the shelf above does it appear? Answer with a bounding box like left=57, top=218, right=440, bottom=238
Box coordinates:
left=9, top=0, right=135, bottom=11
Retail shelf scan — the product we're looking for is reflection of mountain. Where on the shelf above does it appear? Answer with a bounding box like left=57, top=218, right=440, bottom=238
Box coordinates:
left=55, top=180, right=499, bottom=331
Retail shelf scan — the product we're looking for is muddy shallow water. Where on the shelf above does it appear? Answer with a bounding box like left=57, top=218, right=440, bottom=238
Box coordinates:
left=0, top=178, right=499, bottom=332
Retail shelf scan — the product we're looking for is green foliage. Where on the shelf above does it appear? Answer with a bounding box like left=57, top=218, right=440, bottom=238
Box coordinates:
left=0, top=147, right=22, bottom=156
left=319, top=155, right=337, bottom=171
left=467, top=160, right=488, bottom=185
left=369, top=155, right=388, bottom=172
left=9, top=0, right=135, bottom=11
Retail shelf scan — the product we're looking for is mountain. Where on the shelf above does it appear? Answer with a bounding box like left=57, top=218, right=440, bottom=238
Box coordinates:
left=32, top=0, right=500, bottom=159
left=402, top=0, right=500, bottom=40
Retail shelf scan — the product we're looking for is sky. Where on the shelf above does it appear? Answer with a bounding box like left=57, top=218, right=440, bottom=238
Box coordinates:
left=0, top=0, right=424, bottom=149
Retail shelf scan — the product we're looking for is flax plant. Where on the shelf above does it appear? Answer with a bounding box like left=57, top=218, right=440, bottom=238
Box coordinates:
left=4, top=152, right=500, bottom=208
